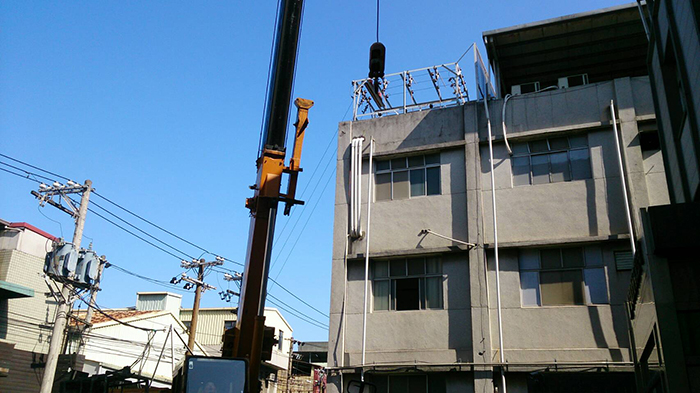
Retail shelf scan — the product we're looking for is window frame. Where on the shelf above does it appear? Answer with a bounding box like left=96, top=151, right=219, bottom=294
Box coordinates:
left=371, top=257, right=444, bottom=312
left=511, top=135, right=592, bottom=186
left=518, top=246, right=610, bottom=307
left=375, top=153, right=441, bottom=201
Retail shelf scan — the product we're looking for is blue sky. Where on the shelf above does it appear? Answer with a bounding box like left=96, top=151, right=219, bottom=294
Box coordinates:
left=1, top=1, right=632, bottom=342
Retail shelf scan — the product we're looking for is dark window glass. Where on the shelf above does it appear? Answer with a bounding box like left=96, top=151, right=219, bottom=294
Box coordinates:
left=376, top=159, right=391, bottom=171
left=410, top=169, right=426, bottom=197
left=391, top=158, right=407, bottom=169
left=395, top=278, right=421, bottom=310
left=540, top=249, right=561, bottom=269
left=390, top=259, right=406, bottom=276
left=549, top=137, right=569, bottom=150
left=408, top=156, right=424, bottom=167
left=570, top=149, right=592, bottom=180
left=408, top=258, right=425, bottom=275
left=549, top=152, right=570, bottom=183
left=426, top=167, right=440, bottom=195
left=529, top=140, right=549, bottom=153
left=511, top=142, right=529, bottom=155
left=562, top=248, right=584, bottom=268
left=373, top=260, right=389, bottom=278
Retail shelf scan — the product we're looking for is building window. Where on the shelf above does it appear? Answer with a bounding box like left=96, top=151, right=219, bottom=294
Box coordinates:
left=519, top=245, right=608, bottom=306
left=278, top=330, right=284, bottom=350
left=223, top=320, right=235, bottom=332
left=370, top=374, right=445, bottom=393
left=372, top=257, right=443, bottom=311
left=375, top=153, right=441, bottom=201
left=511, top=135, right=592, bottom=186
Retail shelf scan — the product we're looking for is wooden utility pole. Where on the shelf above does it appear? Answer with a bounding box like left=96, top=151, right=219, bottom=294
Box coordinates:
left=187, top=262, right=205, bottom=352
left=180, top=257, right=223, bottom=353
left=39, top=180, right=92, bottom=393
left=286, top=337, right=294, bottom=393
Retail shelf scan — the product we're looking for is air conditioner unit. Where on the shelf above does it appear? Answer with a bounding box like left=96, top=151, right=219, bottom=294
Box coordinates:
left=558, top=74, right=589, bottom=89
left=511, top=81, right=540, bottom=95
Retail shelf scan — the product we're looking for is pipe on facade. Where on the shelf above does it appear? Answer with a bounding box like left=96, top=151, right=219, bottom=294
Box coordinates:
left=609, top=100, right=636, bottom=255
left=360, top=139, right=375, bottom=381
left=483, top=95, right=507, bottom=393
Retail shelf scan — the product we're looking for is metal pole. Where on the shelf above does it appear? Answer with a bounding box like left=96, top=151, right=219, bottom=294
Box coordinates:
left=149, top=327, right=172, bottom=387
left=403, top=71, right=407, bottom=113
left=360, top=139, right=374, bottom=381
left=169, top=325, right=175, bottom=376
left=485, top=97, right=507, bottom=393
left=286, top=338, right=294, bottom=393
left=187, top=261, right=205, bottom=353
left=40, top=180, right=92, bottom=393
left=75, top=258, right=106, bottom=356
left=610, top=100, right=636, bottom=255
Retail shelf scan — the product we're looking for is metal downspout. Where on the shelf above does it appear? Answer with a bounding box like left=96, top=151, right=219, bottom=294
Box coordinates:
left=361, top=139, right=374, bottom=380
left=610, top=100, right=637, bottom=255
left=484, top=96, right=507, bottom=393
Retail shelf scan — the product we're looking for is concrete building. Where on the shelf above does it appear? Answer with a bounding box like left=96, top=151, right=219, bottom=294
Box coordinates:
left=627, top=0, right=700, bottom=392
left=0, top=220, right=64, bottom=393
left=327, top=4, right=667, bottom=392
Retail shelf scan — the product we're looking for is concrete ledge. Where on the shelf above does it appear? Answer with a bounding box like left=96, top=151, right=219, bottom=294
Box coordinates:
left=484, top=234, right=630, bottom=249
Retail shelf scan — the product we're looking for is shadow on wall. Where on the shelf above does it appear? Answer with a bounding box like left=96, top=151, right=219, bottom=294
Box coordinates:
left=587, top=306, right=624, bottom=362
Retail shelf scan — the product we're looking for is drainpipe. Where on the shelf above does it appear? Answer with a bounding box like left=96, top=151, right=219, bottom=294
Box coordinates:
left=361, top=138, right=374, bottom=381
left=484, top=96, right=507, bottom=393
left=610, top=100, right=636, bottom=255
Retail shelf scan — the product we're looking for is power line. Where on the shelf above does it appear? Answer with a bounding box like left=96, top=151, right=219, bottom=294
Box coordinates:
left=92, top=191, right=216, bottom=258
left=108, top=263, right=190, bottom=294
left=90, top=199, right=197, bottom=261
left=271, top=156, right=336, bottom=283
left=266, top=296, right=328, bottom=331
left=0, top=153, right=70, bottom=181
left=270, top=146, right=337, bottom=271
left=85, top=206, right=190, bottom=261
left=0, top=166, right=42, bottom=183
left=0, top=161, right=56, bottom=183
left=213, top=266, right=328, bottom=320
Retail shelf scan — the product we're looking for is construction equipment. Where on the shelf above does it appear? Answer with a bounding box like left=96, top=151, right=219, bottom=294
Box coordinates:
left=222, top=0, right=311, bottom=392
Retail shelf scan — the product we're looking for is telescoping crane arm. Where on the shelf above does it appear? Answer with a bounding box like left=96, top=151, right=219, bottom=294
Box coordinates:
left=221, top=0, right=311, bottom=391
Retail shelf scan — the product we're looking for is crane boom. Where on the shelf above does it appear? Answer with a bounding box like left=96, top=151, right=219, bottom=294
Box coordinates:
left=223, top=1, right=310, bottom=391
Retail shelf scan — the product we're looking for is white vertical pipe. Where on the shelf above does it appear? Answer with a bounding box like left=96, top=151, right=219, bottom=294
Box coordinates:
left=351, top=139, right=357, bottom=237
left=485, top=96, right=507, bottom=393
left=361, top=138, right=374, bottom=380
left=610, top=100, right=637, bottom=255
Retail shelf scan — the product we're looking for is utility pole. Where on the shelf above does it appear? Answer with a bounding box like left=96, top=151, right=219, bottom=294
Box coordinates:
left=38, top=180, right=92, bottom=393
left=178, top=257, right=223, bottom=353
left=75, top=256, right=107, bottom=356
left=286, top=338, right=302, bottom=393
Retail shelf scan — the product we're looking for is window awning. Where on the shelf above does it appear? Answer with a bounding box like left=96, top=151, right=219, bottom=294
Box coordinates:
left=0, top=280, right=34, bottom=299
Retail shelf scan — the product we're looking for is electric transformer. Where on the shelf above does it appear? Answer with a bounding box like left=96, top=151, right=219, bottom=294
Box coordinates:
left=44, top=243, right=79, bottom=278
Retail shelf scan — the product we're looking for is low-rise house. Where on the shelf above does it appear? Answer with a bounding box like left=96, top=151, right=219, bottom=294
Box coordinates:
left=0, top=219, right=64, bottom=393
